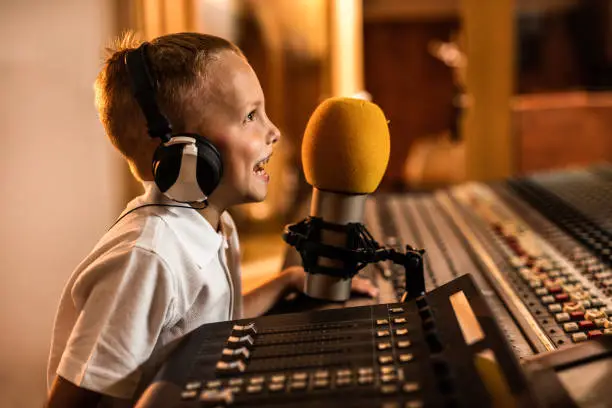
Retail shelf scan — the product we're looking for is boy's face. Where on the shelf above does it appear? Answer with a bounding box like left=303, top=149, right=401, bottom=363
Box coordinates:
left=199, top=51, right=280, bottom=208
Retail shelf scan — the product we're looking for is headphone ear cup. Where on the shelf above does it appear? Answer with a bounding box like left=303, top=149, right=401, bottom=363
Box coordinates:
left=194, top=138, right=223, bottom=196
left=152, top=134, right=223, bottom=201
left=152, top=144, right=183, bottom=193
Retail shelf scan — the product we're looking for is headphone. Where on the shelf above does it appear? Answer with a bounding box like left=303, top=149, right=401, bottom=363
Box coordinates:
left=124, top=42, right=223, bottom=203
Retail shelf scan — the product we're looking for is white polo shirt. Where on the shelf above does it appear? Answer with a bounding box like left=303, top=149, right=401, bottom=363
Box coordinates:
left=47, top=182, right=243, bottom=406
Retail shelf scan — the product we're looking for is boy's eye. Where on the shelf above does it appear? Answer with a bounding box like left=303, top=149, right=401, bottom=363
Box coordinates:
left=246, top=110, right=257, bottom=122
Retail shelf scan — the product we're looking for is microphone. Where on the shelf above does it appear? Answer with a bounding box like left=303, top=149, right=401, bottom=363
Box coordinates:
left=291, top=97, right=391, bottom=301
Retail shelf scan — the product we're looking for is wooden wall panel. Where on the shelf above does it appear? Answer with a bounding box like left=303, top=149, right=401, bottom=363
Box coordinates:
left=364, top=20, right=458, bottom=189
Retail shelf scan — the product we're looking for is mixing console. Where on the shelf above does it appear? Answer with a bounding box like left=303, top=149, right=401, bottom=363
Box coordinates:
left=136, top=276, right=537, bottom=408
left=137, top=163, right=612, bottom=407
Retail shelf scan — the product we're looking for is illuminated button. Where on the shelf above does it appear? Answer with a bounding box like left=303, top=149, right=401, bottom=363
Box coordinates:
left=336, top=377, right=352, bottom=387
left=511, top=257, right=525, bottom=268
left=292, top=372, right=307, bottom=381
left=228, top=378, right=244, bottom=386
left=380, top=366, right=395, bottom=375
left=594, top=318, right=608, bottom=328
left=535, top=288, right=549, bottom=296
left=376, top=319, right=389, bottom=326
left=379, top=355, right=394, bottom=364
left=381, top=374, right=397, bottom=383
left=393, top=317, right=407, bottom=324
left=206, top=380, right=222, bottom=388
left=358, top=367, right=374, bottom=376
left=548, top=271, right=561, bottom=278
left=548, top=304, right=563, bottom=313
left=200, top=389, right=234, bottom=405
left=358, top=376, right=374, bottom=385
left=563, top=322, right=579, bottom=333
left=336, top=369, right=352, bottom=377
left=249, top=376, right=265, bottom=385
left=579, top=320, right=596, bottom=330
left=571, top=332, right=588, bottom=343
left=378, top=342, right=392, bottom=351
left=570, top=311, right=585, bottom=321
left=570, top=292, right=591, bottom=302
left=185, top=381, right=202, bottom=391
left=405, top=401, right=424, bottom=408
left=269, top=383, right=285, bottom=392
left=588, top=330, right=603, bottom=339
left=380, top=384, right=399, bottom=395
left=270, top=374, right=286, bottom=383
left=290, top=381, right=307, bottom=390
left=563, top=302, right=585, bottom=313
left=403, top=382, right=420, bottom=393
left=529, top=280, right=543, bottom=289
left=181, top=390, right=198, bottom=400
left=555, top=293, right=570, bottom=302
left=519, top=268, right=532, bottom=281
left=229, top=386, right=241, bottom=394
left=585, top=309, right=607, bottom=320
left=397, top=340, right=412, bottom=349
left=314, top=370, right=329, bottom=379
left=563, top=283, right=583, bottom=293
left=541, top=295, right=555, bottom=304
left=580, top=300, right=592, bottom=309
left=246, top=385, right=263, bottom=394
left=603, top=328, right=612, bottom=336
left=313, top=379, right=329, bottom=389
left=390, top=307, right=404, bottom=314
left=377, top=330, right=391, bottom=338
left=591, top=299, right=605, bottom=307
left=395, top=328, right=409, bottom=336
left=555, top=312, right=570, bottom=323
left=399, top=353, right=414, bottom=363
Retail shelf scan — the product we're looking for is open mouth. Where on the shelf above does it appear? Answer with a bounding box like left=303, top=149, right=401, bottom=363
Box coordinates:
left=253, top=154, right=271, bottom=177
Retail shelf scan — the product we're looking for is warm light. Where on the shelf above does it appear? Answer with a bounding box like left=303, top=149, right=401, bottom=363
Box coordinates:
left=330, top=0, right=364, bottom=97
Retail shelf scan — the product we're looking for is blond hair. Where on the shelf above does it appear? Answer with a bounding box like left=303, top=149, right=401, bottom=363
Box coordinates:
left=94, top=32, right=243, bottom=180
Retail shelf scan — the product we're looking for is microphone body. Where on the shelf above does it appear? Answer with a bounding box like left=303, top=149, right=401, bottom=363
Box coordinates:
left=305, top=189, right=367, bottom=300
left=295, top=96, right=390, bottom=301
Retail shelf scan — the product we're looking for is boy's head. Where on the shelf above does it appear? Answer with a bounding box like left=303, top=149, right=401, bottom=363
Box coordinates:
left=95, top=32, right=280, bottom=208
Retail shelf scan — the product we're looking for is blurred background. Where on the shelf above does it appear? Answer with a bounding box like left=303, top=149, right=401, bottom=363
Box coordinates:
left=0, top=0, right=610, bottom=406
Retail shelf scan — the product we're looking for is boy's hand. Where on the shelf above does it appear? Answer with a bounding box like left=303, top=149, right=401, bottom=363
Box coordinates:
left=286, top=266, right=379, bottom=298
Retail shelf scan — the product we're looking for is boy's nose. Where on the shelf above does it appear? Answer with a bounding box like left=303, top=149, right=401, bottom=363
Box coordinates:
left=268, top=123, right=281, bottom=145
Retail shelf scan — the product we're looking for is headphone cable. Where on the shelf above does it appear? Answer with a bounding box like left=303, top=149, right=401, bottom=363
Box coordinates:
left=108, top=202, right=208, bottom=231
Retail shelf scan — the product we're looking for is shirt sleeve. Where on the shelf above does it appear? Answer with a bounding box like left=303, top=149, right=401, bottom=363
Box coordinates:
left=57, top=244, right=175, bottom=399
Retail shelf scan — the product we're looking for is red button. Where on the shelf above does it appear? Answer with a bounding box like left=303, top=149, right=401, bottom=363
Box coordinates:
left=579, top=320, right=596, bottom=330
left=548, top=286, right=563, bottom=294
left=555, top=293, right=570, bottom=302
left=570, top=311, right=585, bottom=320
left=588, top=330, right=603, bottom=339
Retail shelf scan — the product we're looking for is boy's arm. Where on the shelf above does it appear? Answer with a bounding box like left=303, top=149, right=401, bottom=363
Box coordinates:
left=241, top=266, right=303, bottom=319
left=47, top=375, right=104, bottom=408
left=241, top=266, right=379, bottom=318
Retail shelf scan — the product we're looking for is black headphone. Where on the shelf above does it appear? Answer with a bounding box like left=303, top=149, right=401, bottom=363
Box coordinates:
left=124, top=42, right=223, bottom=203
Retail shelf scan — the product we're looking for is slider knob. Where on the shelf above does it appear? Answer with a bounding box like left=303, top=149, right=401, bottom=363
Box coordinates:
left=221, top=347, right=251, bottom=361
left=232, top=322, right=257, bottom=337
left=227, top=334, right=255, bottom=349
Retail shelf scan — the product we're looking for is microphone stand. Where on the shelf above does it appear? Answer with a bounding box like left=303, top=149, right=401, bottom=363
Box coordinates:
left=283, top=216, right=426, bottom=302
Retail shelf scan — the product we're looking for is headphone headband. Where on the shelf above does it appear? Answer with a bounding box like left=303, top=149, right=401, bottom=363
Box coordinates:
left=125, top=42, right=173, bottom=143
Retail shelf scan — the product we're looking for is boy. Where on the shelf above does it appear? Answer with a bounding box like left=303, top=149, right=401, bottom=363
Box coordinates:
left=46, top=32, right=376, bottom=407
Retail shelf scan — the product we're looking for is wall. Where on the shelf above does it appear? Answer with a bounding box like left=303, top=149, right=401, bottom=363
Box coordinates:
left=0, top=0, right=125, bottom=406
